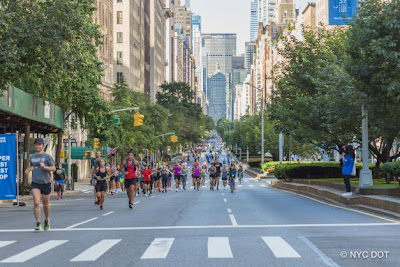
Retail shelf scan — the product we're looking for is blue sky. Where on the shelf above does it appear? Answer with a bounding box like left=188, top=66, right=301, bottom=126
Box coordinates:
left=190, top=0, right=309, bottom=54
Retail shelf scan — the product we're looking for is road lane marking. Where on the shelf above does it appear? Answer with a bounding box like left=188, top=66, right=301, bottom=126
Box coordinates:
left=141, top=238, right=175, bottom=259
left=65, top=217, right=98, bottom=229
left=262, top=237, right=301, bottom=258
left=221, top=193, right=225, bottom=196
left=133, top=201, right=140, bottom=205
left=70, top=239, right=121, bottom=262
left=208, top=237, right=233, bottom=258
left=273, top=187, right=400, bottom=224
left=223, top=198, right=227, bottom=202
left=261, top=184, right=267, bottom=187
left=249, top=185, right=254, bottom=187
left=1, top=240, right=68, bottom=263
left=151, top=196, right=155, bottom=198
left=0, top=241, right=16, bottom=248
left=227, top=208, right=232, bottom=213
left=237, top=185, right=243, bottom=188
left=0, top=223, right=397, bottom=233
left=299, top=236, right=339, bottom=267
left=229, top=214, right=238, bottom=226
left=102, top=211, right=114, bottom=216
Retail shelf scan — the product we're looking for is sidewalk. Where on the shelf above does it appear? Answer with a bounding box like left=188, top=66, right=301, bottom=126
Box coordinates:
left=0, top=179, right=94, bottom=204
left=271, top=180, right=400, bottom=220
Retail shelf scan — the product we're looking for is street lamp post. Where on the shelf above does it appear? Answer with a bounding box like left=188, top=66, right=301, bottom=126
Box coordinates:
left=360, top=104, right=373, bottom=187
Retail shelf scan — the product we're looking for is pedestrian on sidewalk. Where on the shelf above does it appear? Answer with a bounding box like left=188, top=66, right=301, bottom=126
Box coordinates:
left=341, top=145, right=355, bottom=197
left=25, top=138, right=56, bottom=231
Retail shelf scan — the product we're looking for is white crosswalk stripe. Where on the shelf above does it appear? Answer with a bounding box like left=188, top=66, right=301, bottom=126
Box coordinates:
left=249, top=185, right=254, bottom=187
left=208, top=237, right=233, bottom=258
left=141, top=238, right=175, bottom=259
left=0, top=236, right=304, bottom=262
left=1, top=240, right=68, bottom=263
left=262, top=236, right=301, bottom=258
left=237, top=184, right=243, bottom=187
left=261, top=184, right=267, bottom=187
left=70, top=239, right=121, bottom=262
left=0, top=241, right=15, bottom=249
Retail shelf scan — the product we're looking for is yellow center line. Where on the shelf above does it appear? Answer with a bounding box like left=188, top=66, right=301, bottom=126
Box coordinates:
left=274, top=187, right=400, bottom=224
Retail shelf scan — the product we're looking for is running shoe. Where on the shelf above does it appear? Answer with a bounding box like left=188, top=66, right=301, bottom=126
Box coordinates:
left=44, top=220, right=50, bottom=231
left=129, top=203, right=133, bottom=209
left=60, top=194, right=63, bottom=199
left=100, top=206, right=104, bottom=210
left=35, top=222, right=43, bottom=231
left=57, top=197, right=60, bottom=200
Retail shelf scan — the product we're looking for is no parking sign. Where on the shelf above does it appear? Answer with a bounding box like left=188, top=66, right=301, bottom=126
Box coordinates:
left=0, top=134, right=17, bottom=200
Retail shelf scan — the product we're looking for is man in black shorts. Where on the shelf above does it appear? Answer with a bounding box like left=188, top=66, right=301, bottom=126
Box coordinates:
left=25, top=138, right=56, bottom=231
left=214, top=159, right=222, bottom=191
left=123, top=152, right=138, bottom=209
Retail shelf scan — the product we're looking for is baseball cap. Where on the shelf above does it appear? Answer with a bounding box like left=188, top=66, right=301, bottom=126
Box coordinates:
left=34, top=138, right=45, bottom=144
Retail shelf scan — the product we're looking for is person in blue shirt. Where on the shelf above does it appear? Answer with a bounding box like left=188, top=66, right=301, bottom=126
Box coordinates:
left=341, top=145, right=355, bottom=197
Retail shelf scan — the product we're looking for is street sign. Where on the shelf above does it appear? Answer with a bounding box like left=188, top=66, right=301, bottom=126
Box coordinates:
left=113, top=116, right=120, bottom=125
left=329, top=0, right=358, bottom=25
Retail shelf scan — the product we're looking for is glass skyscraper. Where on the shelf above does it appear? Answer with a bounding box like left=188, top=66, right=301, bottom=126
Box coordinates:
left=250, top=0, right=259, bottom=41
left=207, top=69, right=227, bottom=123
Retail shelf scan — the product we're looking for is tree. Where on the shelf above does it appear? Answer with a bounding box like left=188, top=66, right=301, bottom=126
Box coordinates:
left=270, top=26, right=360, bottom=151
left=0, top=0, right=108, bottom=128
left=346, top=0, right=400, bottom=171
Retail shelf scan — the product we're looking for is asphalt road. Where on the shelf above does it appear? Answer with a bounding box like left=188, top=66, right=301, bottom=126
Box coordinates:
left=0, top=147, right=399, bottom=267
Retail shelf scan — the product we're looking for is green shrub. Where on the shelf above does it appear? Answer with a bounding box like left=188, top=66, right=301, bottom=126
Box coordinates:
left=275, top=162, right=342, bottom=179
left=274, top=161, right=377, bottom=179
left=381, top=161, right=400, bottom=177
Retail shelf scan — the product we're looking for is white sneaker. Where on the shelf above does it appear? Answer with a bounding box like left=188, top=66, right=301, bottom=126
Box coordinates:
left=176, top=189, right=178, bottom=192
left=342, top=192, right=352, bottom=197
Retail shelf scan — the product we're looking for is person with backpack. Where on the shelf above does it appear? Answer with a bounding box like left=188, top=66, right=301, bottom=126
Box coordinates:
left=53, top=162, right=66, bottom=200
left=209, top=164, right=216, bottom=191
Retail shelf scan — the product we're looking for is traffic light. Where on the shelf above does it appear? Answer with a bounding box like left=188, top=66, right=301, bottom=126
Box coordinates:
left=134, top=113, right=144, bottom=126
left=170, top=135, right=178, bottom=143
left=84, top=151, right=91, bottom=158
left=93, top=138, right=100, bottom=150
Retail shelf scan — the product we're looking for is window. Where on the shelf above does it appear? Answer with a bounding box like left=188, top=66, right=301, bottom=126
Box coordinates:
left=117, top=0, right=122, bottom=2
left=117, top=51, right=123, bottom=65
left=117, top=72, right=124, bottom=84
left=117, top=11, right=122, bottom=24
left=117, top=32, right=123, bottom=43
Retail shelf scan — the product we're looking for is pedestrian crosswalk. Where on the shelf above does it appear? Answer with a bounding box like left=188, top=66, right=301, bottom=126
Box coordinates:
left=0, top=236, right=303, bottom=263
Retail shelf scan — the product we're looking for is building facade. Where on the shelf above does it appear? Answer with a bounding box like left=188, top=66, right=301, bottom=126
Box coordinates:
left=275, top=0, right=296, bottom=26
left=114, top=0, right=150, bottom=93
left=250, top=0, right=259, bottom=41
left=93, top=0, right=113, bottom=101
left=302, top=2, right=316, bottom=30
left=207, top=67, right=227, bottom=123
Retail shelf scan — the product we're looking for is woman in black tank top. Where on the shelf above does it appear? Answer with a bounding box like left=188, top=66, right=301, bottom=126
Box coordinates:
left=93, top=159, right=110, bottom=210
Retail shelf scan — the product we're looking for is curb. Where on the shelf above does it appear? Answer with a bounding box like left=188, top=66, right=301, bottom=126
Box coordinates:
left=271, top=181, right=400, bottom=220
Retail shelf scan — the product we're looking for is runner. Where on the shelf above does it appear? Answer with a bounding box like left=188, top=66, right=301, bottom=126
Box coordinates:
left=221, top=164, right=228, bottom=189
left=173, top=162, right=182, bottom=192
left=201, top=162, right=207, bottom=186
left=229, top=162, right=237, bottom=193
left=53, top=162, right=66, bottom=200
left=142, top=165, right=153, bottom=196
left=192, top=164, right=201, bottom=191
left=161, top=164, right=168, bottom=193
left=167, top=164, right=173, bottom=190
left=208, top=164, right=216, bottom=191
left=214, top=159, right=222, bottom=190
left=154, top=164, right=162, bottom=193
left=238, top=163, right=244, bottom=184
left=181, top=164, right=188, bottom=190
left=116, top=164, right=125, bottom=193
left=123, top=152, right=138, bottom=209
left=108, top=163, right=117, bottom=195
left=92, top=158, right=111, bottom=210
left=91, top=151, right=103, bottom=204
left=25, top=138, right=56, bottom=231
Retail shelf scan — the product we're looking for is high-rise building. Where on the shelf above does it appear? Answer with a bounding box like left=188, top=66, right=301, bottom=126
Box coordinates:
left=192, top=14, right=201, bottom=32
left=245, top=42, right=256, bottom=74
left=267, top=0, right=277, bottom=24
left=114, top=0, right=150, bottom=93
left=207, top=65, right=227, bottom=123
left=316, top=0, right=329, bottom=25
left=250, top=0, right=259, bottom=41
left=150, top=0, right=167, bottom=103
left=165, top=0, right=175, bottom=83
left=174, top=3, right=192, bottom=50
left=192, top=25, right=203, bottom=106
left=275, top=0, right=296, bottom=26
left=93, top=0, right=113, bottom=101
left=185, top=0, right=191, bottom=9
left=202, top=33, right=237, bottom=86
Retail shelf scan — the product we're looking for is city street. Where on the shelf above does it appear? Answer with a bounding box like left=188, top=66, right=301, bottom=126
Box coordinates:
left=0, top=152, right=399, bottom=267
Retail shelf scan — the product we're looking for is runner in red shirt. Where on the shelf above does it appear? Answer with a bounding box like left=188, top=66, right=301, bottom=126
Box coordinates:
left=142, top=165, right=153, bottom=196
left=124, top=152, right=138, bottom=209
